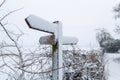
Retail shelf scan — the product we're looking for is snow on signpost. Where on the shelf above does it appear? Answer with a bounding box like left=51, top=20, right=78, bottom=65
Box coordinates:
left=25, top=15, right=78, bottom=80
left=25, top=15, right=57, bottom=34
left=40, top=35, right=78, bottom=45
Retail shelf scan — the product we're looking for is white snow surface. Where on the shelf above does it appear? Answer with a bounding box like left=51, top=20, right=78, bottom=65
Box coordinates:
left=104, top=53, right=120, bottom=80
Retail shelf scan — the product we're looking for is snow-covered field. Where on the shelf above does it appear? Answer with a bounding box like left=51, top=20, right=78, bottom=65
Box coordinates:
left=104, top=53, right=120, bottom=80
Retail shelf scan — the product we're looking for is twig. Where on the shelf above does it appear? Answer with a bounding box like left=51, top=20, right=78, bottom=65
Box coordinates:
left=0, top=0, right=6, bottom=7
left=0, top=8, right=23, bottom=21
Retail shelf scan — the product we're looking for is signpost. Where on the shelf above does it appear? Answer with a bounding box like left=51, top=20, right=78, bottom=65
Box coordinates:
left=25, top=15, right=78, bottom=80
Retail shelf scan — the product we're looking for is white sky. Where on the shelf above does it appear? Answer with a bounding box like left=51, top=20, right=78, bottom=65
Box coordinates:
left=1, top=0, right=119, bottom=48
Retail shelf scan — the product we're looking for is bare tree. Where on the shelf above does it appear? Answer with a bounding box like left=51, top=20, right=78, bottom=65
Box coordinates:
left=114, top=3, right=120, bottom=19
left=0, top=0, right=53, bottom=80
left=113, top=3, right=120, bottom=34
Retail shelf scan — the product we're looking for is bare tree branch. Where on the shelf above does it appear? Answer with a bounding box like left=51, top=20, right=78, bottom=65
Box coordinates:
left=0, top=0, right=6, bottom=7
left=0, top=8, right=23, bottom=21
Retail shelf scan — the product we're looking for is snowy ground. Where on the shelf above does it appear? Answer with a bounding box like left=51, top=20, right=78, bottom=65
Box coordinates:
left=104, top=53, right=120, bottom=80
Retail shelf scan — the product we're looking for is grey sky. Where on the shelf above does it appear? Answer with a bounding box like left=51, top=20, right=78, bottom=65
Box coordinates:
left=1, top=0, right=119, bottom=48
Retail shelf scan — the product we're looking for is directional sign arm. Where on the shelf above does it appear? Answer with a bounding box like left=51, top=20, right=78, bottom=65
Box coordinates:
left=62, top=36, right=78, bottom=45
left=25, top=15, right=57, bottom=34
left=39, top=35, right=78, bottom=45
left=39, top=35, right=55, bottom=45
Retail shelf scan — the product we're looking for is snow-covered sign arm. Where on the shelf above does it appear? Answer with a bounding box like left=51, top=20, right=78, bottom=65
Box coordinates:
left=25, top=15, right=57, bottom=34
left=62, top=36, right=78, bottom=45
left=39, top=35, right=78, bottom=45
left=39, top=35, right=55, bottom=45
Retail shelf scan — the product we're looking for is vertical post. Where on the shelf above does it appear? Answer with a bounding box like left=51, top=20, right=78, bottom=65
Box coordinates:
left=52, top=43, right=59, bottom=80
left=52, top=21, right=63, bottom=80
left=58, top=21, right=63, bottom=80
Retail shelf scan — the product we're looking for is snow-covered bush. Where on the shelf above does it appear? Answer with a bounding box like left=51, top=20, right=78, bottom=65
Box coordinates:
left=63, top=49, right=104, bottom=80
left=96, top=28, right=120, bottom=53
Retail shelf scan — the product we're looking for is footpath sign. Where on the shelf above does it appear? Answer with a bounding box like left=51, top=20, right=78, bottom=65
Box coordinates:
left=25, top=15, right=78, bottom=80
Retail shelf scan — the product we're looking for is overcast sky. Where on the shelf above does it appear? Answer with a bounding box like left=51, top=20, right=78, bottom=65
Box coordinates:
left=1, top=0, right=119, bottom=49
